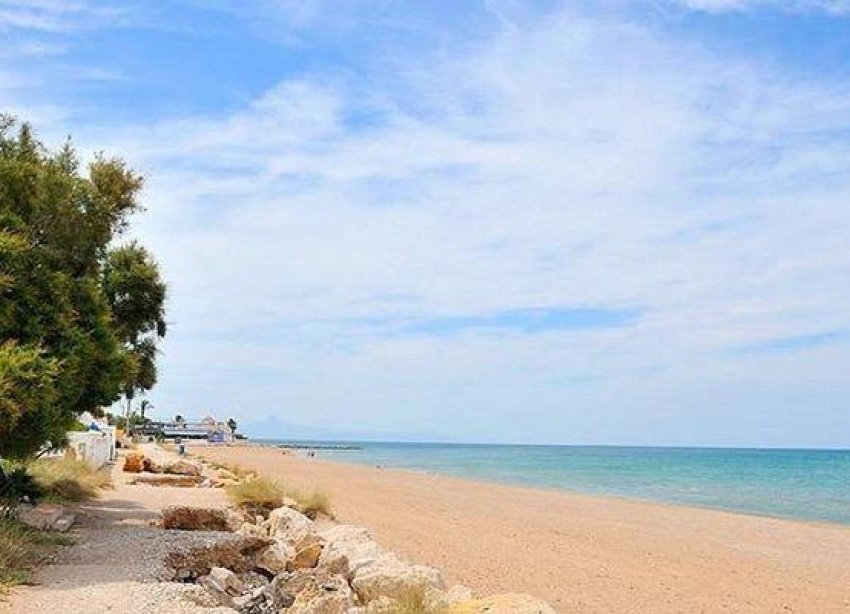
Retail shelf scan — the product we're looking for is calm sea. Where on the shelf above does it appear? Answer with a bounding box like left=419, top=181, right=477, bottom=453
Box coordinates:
left=257, top=441, right=850, bottom=526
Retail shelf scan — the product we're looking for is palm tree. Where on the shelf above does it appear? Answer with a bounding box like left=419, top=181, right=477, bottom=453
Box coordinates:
left=227, top=418, right=237, bottom=433
left=139, top=399, right=154, bottom=423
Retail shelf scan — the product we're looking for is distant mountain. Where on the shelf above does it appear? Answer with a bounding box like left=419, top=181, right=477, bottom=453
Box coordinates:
left=241, top=415, right=456, bottom=444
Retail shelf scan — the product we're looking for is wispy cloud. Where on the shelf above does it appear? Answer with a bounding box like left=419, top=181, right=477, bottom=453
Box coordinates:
left=670, top=0, right=850, bottom=13
left=733, top=331, right=849, bottom=354
left=2, top=1, right=849, bottom=445
left=0, top=0, right=128, bottom=32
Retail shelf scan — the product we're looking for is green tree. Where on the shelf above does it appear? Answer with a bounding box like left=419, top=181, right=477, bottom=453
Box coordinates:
left=0, top=115, right=166, bottom=458
left=227, top=418, right=238, bottom=433
left=0, top=342, right=60, bottom=459
left=103, top=243, right=167, bottom=399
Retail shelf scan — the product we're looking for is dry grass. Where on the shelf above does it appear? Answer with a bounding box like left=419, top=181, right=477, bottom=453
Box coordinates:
left=293, top=488, right=332, bottom=520
left=225, top=475, right=332, bottom=519
left=386, top=587, right=447, bottom=614
left=226, top=476, right=286, bottom=515
left=221, top=463, right=257, bottom=480
left=28, top=457, right=112, bottom=502
left=0, top=517, right=72, bottom=591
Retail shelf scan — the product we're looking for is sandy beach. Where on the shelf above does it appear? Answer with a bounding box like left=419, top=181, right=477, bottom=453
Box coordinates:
left=197, top=445, right=850, bottom=613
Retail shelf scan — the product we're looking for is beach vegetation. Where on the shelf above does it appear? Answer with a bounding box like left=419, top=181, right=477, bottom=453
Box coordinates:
left=226, top=476, right=286, bottom=514
left=27, top=457, right=112, bottom=502
left=384, top=586, right=447, bottom=614
left=293, top=488, right=332, bottom=520
left=225, top=474, right=333, bottom=518
left=0, top=516, right=72, bottom=591
left=0, top=115, right=166, bottom=460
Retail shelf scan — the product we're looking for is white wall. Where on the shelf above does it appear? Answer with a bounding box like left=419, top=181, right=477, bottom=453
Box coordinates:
left=66, top=428, right=115, bottom=469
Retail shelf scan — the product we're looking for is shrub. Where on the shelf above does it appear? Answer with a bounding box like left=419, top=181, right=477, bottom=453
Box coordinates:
left=0, top=517, right=71, bottom=591
left=386, top=586, right=447, bottom=614
left=28, top=457, right=111, bottom=502
left=0, top=464, right=43, bottom=510
left=226, top=476, right=285, bottom=515
left=220, top=463, right=257, bottom=480
left=293, top=489, right=332, bottom=520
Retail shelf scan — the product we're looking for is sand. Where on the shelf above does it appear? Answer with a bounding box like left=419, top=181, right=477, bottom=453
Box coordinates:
left=198, top=444, right=850, bottom=613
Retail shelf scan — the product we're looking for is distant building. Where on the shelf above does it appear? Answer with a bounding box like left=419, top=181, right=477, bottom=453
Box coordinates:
left=133, top=415, right=235, bottom=443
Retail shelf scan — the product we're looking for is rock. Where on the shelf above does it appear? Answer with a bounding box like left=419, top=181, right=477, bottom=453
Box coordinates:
left=231, top=586, right=272, bottom=613
left=269, top=575, right=296, bottom=609
left=267, top=505, right=314, bottom=545
left=237, top=570, right=270, bottom=590
left=319, top=524, right=372, bottom=543
left=256, top=541, right=295, bottom=575
left=16, top=503, right=75, bottom=532
left=198, top=566, right=247, bottom=606
left=131, top=474, right=201, bottom=487
left=162, top=506, right=230, bottom=531
left=142, top=457, right=163, bottom=473
left=447, top=594, right=557, bottom=613
left=123, top=452, right=144, bottom=473
left=273, top=569, right=355, bottom=614
left=237, top=522, right=268, bottom=538
left=226, top=509, right=249, bottom=532
left=210, top=566, right=246, bottom=595
left=164, top=460, right=202, bottom=476
left=351, top=555, right=445, bottom=604
left=287, top=533, right=325, bottom=571
left=318, top=525, right=382, bottom=578
left=51, top=513, right=76, bottom=532
left=165, top=536, right=274, bottom=581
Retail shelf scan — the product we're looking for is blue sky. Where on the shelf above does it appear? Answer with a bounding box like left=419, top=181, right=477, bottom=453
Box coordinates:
left=2, top=0, right=849, bottom=447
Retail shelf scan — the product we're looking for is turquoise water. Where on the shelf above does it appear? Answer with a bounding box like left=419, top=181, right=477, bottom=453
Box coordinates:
left=259, top=441, right=850, bottom=525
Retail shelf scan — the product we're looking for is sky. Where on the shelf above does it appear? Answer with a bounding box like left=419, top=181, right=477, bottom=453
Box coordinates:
left=2, top=0, right=849, bottom=447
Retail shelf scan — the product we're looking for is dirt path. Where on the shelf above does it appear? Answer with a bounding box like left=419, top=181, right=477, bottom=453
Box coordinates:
left=0, top=444, right=233, bottom=614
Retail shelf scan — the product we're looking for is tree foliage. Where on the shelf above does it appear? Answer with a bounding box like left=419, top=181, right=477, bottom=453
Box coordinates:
left=0, top=115, right=166, bottom=458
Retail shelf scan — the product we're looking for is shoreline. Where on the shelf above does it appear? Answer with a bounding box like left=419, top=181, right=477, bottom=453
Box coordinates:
left=262, top=441, right=850, bottom=530
left=198, top=444, right=850, bottom=613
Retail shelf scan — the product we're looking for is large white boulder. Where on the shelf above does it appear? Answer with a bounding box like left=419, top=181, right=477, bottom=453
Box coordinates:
left=351, top=554, right=445, bottom=603
left=256, top=540, right=295, bottom=575
left=273, top=568, right=355, bottom=614
left=268, top=505, right=314, bottom=545
left=288, top=532, right=325, bottom=571
left=318, top=524, right=384, bottom=578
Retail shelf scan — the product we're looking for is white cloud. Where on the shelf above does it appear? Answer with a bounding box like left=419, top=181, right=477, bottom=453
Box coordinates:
left=3, top=2, right=849, bottom=444
left=0, top=0, right=128, bottom=32
left=671, top=0, right=850, bottom=13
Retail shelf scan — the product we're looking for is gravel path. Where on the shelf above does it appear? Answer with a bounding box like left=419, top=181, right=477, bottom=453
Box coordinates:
left=0, top=444, right=235, bottom=614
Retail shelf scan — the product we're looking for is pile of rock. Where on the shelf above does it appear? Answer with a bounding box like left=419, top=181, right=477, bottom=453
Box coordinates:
left=123, top=453, right=218, bottom=488
left=164, top=503, right=555, bottom=613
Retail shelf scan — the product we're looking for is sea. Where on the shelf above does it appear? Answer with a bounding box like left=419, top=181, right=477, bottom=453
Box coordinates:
left=258, top=440, right=850, bottom=526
